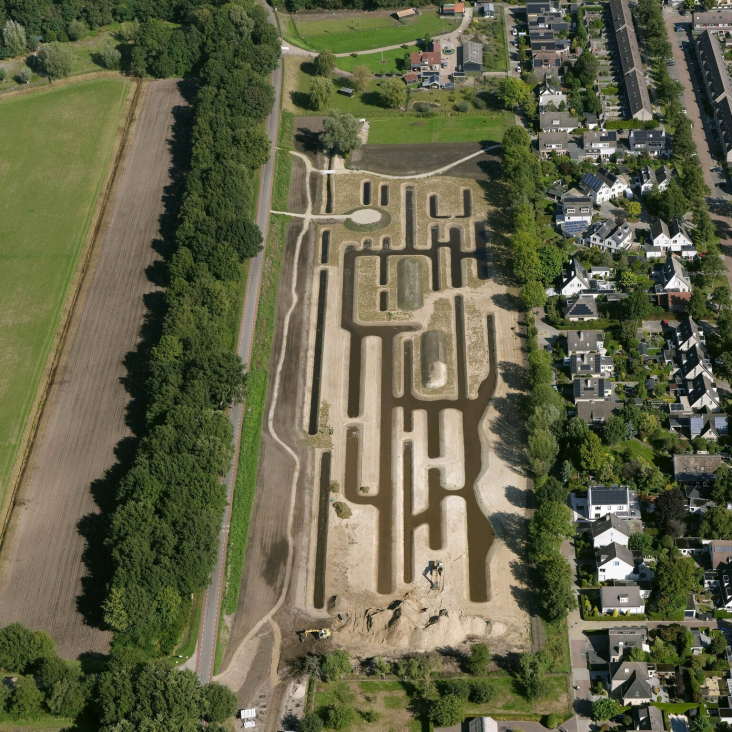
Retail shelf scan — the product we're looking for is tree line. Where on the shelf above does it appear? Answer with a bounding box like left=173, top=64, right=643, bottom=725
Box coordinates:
left=101, top=0, right=279, bottom=654
left=0, top=622, right=238, bottom=730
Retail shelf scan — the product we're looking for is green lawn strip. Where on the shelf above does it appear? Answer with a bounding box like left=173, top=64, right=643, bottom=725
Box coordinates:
left=286, top=10, right=459, bottom=54
left=170, top=593, right=203, bottom=666
left=272, top=151, right=293, bottom=211
left=221, top=213, right=289, bottom=619
left=542, top=618, right=572, bottom=674
left=367, top=111, right=512, bottom=144
left=653, top=702, right=699, bottom=713
left=0, top=78, right=130, bottom=504
left=335, top=45, right=419, bottom=74
left=0, top=716, right=74, bottom=731
left=279, top=110, right=296, bottom=149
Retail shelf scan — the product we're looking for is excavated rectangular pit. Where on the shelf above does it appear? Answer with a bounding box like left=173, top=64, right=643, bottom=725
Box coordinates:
left=307, top=269, right=328, bottom=435
left=380, top=184, right=389, bottom=206
left=321, top=230, right=330, bottom=264
left=313, top=451, right=332, bottom=609
left=362, top=181, right=371, bottom=206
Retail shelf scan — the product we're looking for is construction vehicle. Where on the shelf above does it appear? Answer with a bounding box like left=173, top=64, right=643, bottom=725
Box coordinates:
left=429, top=560, right=444, bottom=590
left=296, top=628, right=331, bottom=643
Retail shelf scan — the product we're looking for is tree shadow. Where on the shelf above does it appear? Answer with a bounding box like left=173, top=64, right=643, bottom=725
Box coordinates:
left=488, top=393, right=530, bottom=477
left=75, top=80, right=195, bottom=630
left=491, top=291, right=523, bottom=312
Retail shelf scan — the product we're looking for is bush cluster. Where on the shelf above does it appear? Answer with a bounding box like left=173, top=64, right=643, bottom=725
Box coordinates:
left=102, top=0, right=279, bottom=654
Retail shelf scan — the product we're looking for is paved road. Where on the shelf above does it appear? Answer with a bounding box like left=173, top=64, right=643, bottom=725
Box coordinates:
left=195, top=21, right=284, bottom=685
left=665, top=12, right=732, bottom=293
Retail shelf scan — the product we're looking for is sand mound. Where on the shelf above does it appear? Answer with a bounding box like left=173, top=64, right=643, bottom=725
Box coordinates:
left=420, top=331, right=447, bottom=389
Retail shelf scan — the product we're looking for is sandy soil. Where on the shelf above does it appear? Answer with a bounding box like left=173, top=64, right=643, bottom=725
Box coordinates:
left=0, top=79, right=189, bottom=658
left=217, top=153, right=532, bottom=728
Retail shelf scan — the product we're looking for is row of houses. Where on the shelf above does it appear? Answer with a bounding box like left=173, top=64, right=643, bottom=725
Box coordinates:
left=696, top=29, right=732, bottom=163
left=538, top=128, right=670, bottom=160
left=609, top=0, right=653, bottom=121
left=524, top=0, right=573, bottom=77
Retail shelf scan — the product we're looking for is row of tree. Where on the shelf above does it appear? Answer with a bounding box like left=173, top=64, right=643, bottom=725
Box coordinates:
left=0, top=622, right=238, bottom=729
left=102, top=0, right=279, bottom=653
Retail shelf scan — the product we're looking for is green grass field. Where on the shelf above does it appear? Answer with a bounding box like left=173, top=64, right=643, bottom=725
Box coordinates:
left=368, top=112, right=513, bottom=143
left=334, top=44, right=419, bottom=74
left=280, top=7, right=459, bottom=53
left=0, top=78, right=130, bottom=503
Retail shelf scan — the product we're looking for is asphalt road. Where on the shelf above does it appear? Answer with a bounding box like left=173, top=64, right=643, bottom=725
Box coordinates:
left=195, top=24, right=284, bottom=684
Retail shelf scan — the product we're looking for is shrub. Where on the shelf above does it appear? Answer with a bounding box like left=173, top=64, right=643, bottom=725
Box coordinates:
left=467, top=643, right=491, bottom=675
left=0, top=68, right=6, bottom=81
left=321, top=650, right=351, bottom=681
left=359, top=709, right=380, bottom=722
left=67, top=19, right=87, bottom=41
left=101, top=41, right=122, bottom=70
left=469, top=678, right=495, bottom=703
left=16, top=65, right=31, bottom=83
left=333, top=502, right=352, bottom=519
left=440, top=678, right=470, bottom=700
left=429, top=695, right=464, bottom=727
left=321, top=703, right=356, bottom=730
left=455, top=100, right=469, bottom=112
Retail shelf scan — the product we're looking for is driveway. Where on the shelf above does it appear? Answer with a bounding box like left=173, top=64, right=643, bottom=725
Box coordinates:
left=665, top=12, right=732, bottom=292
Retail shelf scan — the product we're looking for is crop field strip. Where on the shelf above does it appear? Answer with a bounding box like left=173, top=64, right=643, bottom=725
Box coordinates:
left=0, top=78, right=131, bottom=513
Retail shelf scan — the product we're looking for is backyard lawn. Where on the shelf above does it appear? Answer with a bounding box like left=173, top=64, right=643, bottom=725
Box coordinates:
left=0, top=78, right=130, bottom=504
left=313, top=674, right=569, bottom=731
left=335, top=44, right=419, bottom=74
left=368, top=112, right=513, bottom=144
left=279, top=7, right=459, bottom=53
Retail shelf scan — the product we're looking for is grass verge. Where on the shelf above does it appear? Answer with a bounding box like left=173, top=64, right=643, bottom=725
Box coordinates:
left=543, top=618, right=571, bottom=675
left=272, top=151, right=293, bottom=211
left=281, top=8, right=458, bottom=54
left=0, top=78, right=130, bottom=506
left=221, top=213, right=289, bottom=619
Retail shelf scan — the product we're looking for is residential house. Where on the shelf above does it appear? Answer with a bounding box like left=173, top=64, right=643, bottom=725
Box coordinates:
left=440, top=2, right=464, bottom=15
left=710, top=540, right=732, bottom=569
left=592, top=513, right=631, bottom=547
left=532, top=50, right=563, bottom=76
left=686, top=372, right=722, bottom=412
left=628, top=129, right=668, bottom=156
left=565, top=295, right=599, bottom=321
left=538, top=78, right=567, bottom=111
left=577, top=399, right=620, bottom=424
left=587, top=484, right=639, bottom=519
left=633, top=705, right=664, bottom=731
left=526, top=0, right=561, bottom=22
left=461, top=41, right=483, bottom=71
left=547, top=180, right=568, bottom=201
left=610, top=662, right=656, bottom=705
left=655, top=255, right=692, bottom=311
left=647, top=219, right=694, bottom=255
left=476, top=2, right=495, bottom=16
left=556, top=195, right=593, bottom=236
left=691, top=628, right=713, bottom=655
left=674, top=453, right=724, bottom=488
left=580, top=168, right=631, bottom=204
left=636, top=165, right=671, bottom=195
left=571, top=352, right=615, bottom=378
left=584, top=218, right=633, bottom=251
left=601, top=586, right=646, bottom=615
left=566, top=330, right=604, bottom=355
left=694, top=11, right=732, bottom=33
left=696, top=30, right=732, bottom=163
left=420, top=74, right=440, bottom=89
left=559, top=258, right=591, bottom=296
left=540, top=111, right=578, bottom=132
left=410, top=42, right=442, bottom=74
left=678, top=345, right=713, bottom=381
left=574, top=377, right=614, bottom=402
left=538, top=131, right=570, bottom=158
left=689, top=414, right=729, bottom=441
left=597, top=542, right=636, bottom=581
left=608, top=627, right=648, bottom=662
left=583, top=131, right=618, bottom=159
left=673, top=316, right=706, bottom=352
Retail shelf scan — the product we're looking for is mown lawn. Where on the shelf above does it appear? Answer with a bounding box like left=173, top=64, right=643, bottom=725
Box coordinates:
left=280, top=7, right=459, bottom=53
left=0, top=77, right=130, bottom=505
left=368, top=112, right=513, bottom=144
left=335, top=44, right=419, bottom=74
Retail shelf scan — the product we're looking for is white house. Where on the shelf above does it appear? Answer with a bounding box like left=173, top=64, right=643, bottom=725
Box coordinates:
left=610, top=663, right=656, bottom=706
left=566, top=330, right=604, bottom=355
left=687, top=373, right=722, bottom=412
left=556, top=195, right=593, bottom=236
left=658, top=255, right=692, bottom=293
left=673, top=316, right=706, bottom=352
left=538, top=79, right=567, bottom=111
left=581, top=168, right=631, bottom=204
left=587, top=484, right=640, bottom=519
left=559, top=258, right=591, bottom=296
left=583, top=130, right=618, bottom=159
left=649, top=219, right=693, bottom=254
left=592, top=513, right=631, bottom=548
left=600, top=585, right=645, bottom=615
left=584, top=217, right=633, bottom=251
left=637, top=165, right=671, bottom=195
left=540, top=111, right=578, bottom=132
left=609, top=627, right=649, bottom=662
left=597, top=542, right=636, bottom=581
left=570, top=352, right=615, bottom=378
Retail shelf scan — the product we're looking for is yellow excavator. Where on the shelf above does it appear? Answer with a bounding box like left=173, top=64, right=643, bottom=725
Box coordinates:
left=297, top=628, right=331, bottom=643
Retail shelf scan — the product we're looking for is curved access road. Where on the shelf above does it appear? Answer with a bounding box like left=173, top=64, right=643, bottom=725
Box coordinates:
left=194, top=23, right=284, bottom=684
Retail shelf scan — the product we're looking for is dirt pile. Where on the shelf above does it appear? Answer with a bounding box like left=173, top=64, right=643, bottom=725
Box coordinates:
left=420, top=330, right=447, bottom=389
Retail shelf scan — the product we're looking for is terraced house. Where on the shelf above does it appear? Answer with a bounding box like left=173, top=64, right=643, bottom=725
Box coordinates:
left=696, top=29, right=732, bottom=163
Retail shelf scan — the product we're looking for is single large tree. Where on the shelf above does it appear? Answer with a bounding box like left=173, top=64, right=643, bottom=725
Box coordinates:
left=320, top=110, right=362, bottom=156
left=655, top=488, right=686, bottom=529
left=379, top=76, right=406, bottom=109
left=308, top=76, right=333, bottom=111
left=38, top=42, right=74, bottom=80
left=351, top=64, right=372, bottom=92
left=2, top=20, right=26, bottom=57
left=314, top=49, right=335, bottom=77
left=496, top=76, right=531, bottom=109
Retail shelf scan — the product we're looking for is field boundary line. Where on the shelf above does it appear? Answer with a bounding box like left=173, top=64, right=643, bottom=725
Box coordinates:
left=0, top=69, right=125, bottom=102
left=0, top=77, right=144, bottom=547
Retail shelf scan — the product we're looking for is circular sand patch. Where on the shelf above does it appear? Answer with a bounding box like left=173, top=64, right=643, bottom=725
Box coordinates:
left=349, top=208, right=381, bottom=225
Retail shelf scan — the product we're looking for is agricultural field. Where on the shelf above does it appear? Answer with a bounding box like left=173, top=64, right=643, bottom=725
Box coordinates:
left=278, top=7, right=459, bottom=53
left=0, top=77, right=130, bottom=507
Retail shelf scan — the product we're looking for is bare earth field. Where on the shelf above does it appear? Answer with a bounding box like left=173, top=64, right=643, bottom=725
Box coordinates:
left=350, top=142, right=489, bottom=177
left=0, top=79, right=189, bottom=658
left=217, top=150, right=531, bottom=730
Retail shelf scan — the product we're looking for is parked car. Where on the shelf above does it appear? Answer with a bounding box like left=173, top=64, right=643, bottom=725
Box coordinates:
left=715, top=182, right=726, bottom=188
left=712, top=166, right=723, bottom=172
left=667, top=60, right=675, bottom=66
